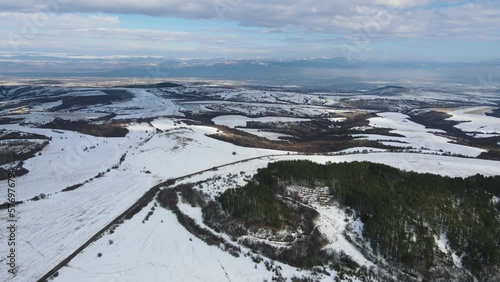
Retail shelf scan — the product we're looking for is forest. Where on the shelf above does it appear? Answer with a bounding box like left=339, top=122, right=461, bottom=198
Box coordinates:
left=217, top=160, right=500, bottom=279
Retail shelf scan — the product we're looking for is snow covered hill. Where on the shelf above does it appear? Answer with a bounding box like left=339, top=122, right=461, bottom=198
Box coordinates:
left=0, top=82, right=499, bottom=282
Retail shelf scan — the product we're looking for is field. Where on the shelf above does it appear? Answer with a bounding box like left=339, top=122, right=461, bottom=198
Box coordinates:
left=0, top=82, right=499, bottom=281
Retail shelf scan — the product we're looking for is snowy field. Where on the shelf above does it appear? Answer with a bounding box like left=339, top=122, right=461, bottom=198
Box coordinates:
left=52, top=201, right=321, bottom=282
left=357, top=112, right=485, bottom=157
left=0, top=85, right=499, bottom=281
left=3, top=118, right=497, bottom=282
left=0, top=124, right=143, bottom=202
left=446, top=106, right=500, bottom=136
left=11, top=111, right=110, bottom=125
left=49, top=151, right=500, bottom=282
left=180, top=100, right=343, bottom=117
left=212, top=115, right=310, bottom=128
left=238, top=128, right=294, bottom=141
left=0, top=119, right=286, bottom=282
left=94, top=88, right=182, bottom=119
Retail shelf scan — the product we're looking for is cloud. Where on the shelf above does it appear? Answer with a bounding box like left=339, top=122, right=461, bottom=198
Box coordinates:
left=0, top=11, right=275, bottom=58
left=0, top=12, right=119, bottom=29
left=0, top=1, right=499, bottom=60
left=0, top=1, right=494, bottom=40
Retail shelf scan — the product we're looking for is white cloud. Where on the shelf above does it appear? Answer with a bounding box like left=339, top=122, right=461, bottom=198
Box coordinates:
left=0, top=11, right=272, bottom=58
left=0, top=1, right=499, bottom=40
left=0, top=1, right=499, bottom=60
left=0, top=12, right=119, bottom=30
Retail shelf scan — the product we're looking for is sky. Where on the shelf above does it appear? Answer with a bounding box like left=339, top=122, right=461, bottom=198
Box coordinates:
left=0, top=0, right=499, bottom=62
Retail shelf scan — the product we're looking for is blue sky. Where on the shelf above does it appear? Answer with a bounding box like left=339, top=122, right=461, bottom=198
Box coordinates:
left=0, top=0, right=499, bottom=62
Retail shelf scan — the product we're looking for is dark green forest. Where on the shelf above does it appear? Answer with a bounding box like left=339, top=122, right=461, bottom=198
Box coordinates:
left=219, top=181, right=292, bottom=228
left=217, top=160, right=500, bottom=278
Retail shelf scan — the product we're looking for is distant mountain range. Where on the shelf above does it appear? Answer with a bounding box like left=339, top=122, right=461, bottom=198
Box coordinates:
left=0, top=53, right=499, bottom=87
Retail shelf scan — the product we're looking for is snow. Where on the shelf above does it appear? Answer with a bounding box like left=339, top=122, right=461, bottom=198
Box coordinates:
left=176, top=152, right=500, bottom=190
left=0, top=117, right=286, bottom=204
left=468, top=133, right=500, bottom=138
left=327, top=117, right=346, bottom=122
left=8, top=112, right=109, bottom=125
left=171, top=151, right=500, bottom=276
left=335, top=147, right=387, bottom=154
left=0, top=118, right=289, bottom=282
left=32, top=100, right=63, bottom=110
left=363, top=112, right=485, bottom=157
left=289, top=153, right=500, bottom=177
left=96, top=88, right=182, bottom=119
left=314, top=204, right=373, bottom=267
left=171, top=152, right=500, bottom=272
left=124, top=120, right=283, bottom=179
left=435, top=234, right=449, bottom=254
left=1, top=117, right=497, bottom=281
left=0, top=169, right=160, bottom=282
left=238, top=128, right=294, bottom=141
left=492, top=196, right=499, bottom=205
left=212, top=115, right=310, bottom=128
left=434, top=234, right=463, bottom=268
left=1, top=85, right=499, bottom=282
left=52, top=200, right=326, bottom=282
left=211, top=89, right=341, bottom=108
left=0, top=124, right=132, bottom=202
left=446, top=106, right=500, bottom=135
left=177, top=201, right=205, bottom=225
left=63, top=90, right=108, bottom=97
left=169, top=94, right=349, bottom=117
